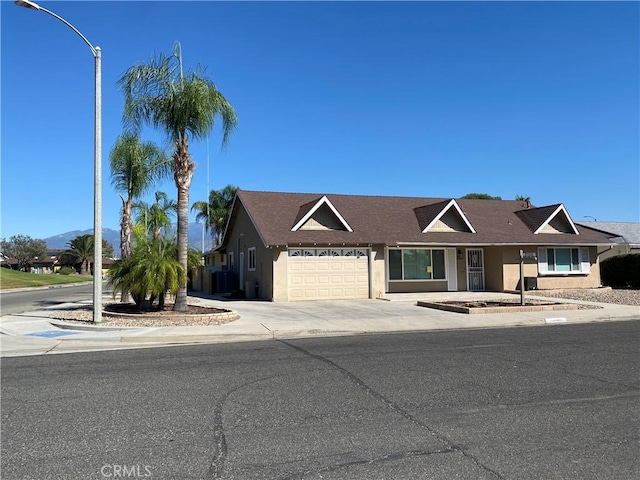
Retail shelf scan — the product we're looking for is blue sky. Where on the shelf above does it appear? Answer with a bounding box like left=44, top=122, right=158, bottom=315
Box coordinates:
left=2, top=0, right=639, bottom=241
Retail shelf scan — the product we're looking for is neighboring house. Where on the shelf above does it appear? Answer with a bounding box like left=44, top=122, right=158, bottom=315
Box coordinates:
left=30, top=249, right=62, bottom=274
left=1, top=249, right=64, bottom=274
left=576, top=222, right=640, bottom=261
left=202, top=191, right=617, bottom=302
left=0, top=249, right=115, bottom=275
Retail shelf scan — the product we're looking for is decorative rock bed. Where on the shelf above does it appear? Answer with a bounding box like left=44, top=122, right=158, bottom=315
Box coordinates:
left=49, top=304, right=240, bottom=327
left=102, top=306, right=240, bottom=325
left=417, top=300, right=579, bottom=315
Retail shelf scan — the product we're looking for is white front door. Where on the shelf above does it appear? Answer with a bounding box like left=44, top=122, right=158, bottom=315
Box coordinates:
left=466, top=248, right=484, bottom=291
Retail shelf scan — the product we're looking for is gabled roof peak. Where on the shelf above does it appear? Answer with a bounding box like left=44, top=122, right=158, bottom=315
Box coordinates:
left=291, top=195, right=353, bottom=232
left=417, top=198, right=476, bottom=234
left=516, top=203, right=579, bottom=235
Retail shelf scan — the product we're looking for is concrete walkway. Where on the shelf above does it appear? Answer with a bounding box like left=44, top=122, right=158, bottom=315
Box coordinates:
left=1, top=291, right=638, bottom=357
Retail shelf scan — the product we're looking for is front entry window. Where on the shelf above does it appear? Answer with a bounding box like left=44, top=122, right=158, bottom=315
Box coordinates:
left=389, top=248, right=446, bottom=280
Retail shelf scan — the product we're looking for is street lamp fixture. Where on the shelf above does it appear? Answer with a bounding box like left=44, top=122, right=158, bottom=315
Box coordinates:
left=15, top=0, right=103, bottom=323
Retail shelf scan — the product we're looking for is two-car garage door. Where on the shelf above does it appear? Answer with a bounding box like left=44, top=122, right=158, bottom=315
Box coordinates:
left=288, top=248, right=370, bottom=301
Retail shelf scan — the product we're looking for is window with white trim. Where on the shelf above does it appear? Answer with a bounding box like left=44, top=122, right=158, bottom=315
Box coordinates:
left=538, top=247, right=590, bottom=275
left=248, top=247, right=256, bottom=271
left=389, top=248, right=446, bottom=281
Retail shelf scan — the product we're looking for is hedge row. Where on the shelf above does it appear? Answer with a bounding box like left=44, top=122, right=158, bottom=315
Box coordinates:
left=600, top=254, right=640, bottom=288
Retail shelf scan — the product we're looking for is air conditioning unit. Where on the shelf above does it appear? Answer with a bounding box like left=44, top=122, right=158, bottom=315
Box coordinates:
left=524, top=277, right=538, bottom=291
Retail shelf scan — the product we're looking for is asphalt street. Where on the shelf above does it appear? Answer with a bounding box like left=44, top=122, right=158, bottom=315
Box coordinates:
left=2, top=321, right=638, bottom=480
left=0, top=282, right=99, bottom=316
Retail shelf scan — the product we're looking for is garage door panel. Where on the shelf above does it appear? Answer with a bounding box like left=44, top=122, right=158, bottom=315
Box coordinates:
left=317, top=262, right=330, bottom=272
left=330, top=262, right=343, bottom=272
left=288, top=251, right=369, bottom=301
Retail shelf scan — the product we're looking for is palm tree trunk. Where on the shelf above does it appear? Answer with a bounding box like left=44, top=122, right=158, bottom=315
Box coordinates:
left=120, top=198, right=132, bottom=260
left=173, top=141, right=195, bottom=312
left=174, top=184, right=189, bottom=311
left=120, top=198, right=132, bottom=303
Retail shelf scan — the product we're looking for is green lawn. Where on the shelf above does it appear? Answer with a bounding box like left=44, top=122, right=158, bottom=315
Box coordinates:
left=0, top=268, right=92, bottom=290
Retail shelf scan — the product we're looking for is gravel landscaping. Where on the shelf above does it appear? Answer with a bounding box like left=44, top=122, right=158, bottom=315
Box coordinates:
left=529, top=288, right=639, bottom=306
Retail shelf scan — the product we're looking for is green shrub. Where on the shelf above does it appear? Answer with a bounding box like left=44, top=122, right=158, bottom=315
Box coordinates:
left=600, top=254, right=640, bottom=288
left=57, top=266, right=76, bottom=276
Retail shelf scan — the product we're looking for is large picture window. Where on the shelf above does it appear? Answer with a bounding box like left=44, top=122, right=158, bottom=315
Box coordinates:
left=538, top=247, right=589, bottom=275
left=547, top=248, right=579, bottom=272
left=389, top=248, right=446, bottom=281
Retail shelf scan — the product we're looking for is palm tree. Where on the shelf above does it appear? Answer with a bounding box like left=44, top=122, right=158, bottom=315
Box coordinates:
left=63, top=235, right=114, bottom=275
left=191, top=184, right=238, bottom=247
left=134, top=191, right=177, bottom=241
left=109, top=224, right=202, bottom=310
left=66, top=235, right=93, bottom=275
left=516, top=195, right=532, bottom=208
left=119, top=42, right=238, bottom=311
left=109, top=132, right=170, bottom=260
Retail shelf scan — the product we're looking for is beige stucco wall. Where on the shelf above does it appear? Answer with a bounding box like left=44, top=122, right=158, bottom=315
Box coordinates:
left=501, top=245, right=601, bottom=291
left=371, top=246, right=386, bottom=298
left=456, top=250, right=467, bottom=291
left=500, top=247, right=540, bottom=291
left=223, top=205, right=273, bottom=300
left=482, top=247, right=504, bottom=291
left=272, top=248, right=288, bottom=302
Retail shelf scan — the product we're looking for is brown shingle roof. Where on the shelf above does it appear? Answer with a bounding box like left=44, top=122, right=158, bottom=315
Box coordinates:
left=515, top=204, right=563, bottom=232
left=413, top=200, right=451, bottom=232
left=291, top=196, right=324, bottom=229
left=231, top=190, right=614, bottom=247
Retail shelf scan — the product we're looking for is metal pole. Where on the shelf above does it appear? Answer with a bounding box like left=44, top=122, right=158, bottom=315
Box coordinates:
left=519, top=250, right=525, bottom=306
left=94, top=47, right=102, bottom=323
left=15, top=0, right=102, bottom=322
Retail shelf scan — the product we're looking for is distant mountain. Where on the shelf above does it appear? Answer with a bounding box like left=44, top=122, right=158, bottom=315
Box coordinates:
left=44, top=224, right=213, bottom=257
left=45, top=229, right=121, bottom=251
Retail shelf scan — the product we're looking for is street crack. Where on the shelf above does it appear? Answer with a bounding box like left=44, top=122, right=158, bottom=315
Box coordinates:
left=206, top=374, right=281, bottom=479
left=278, top=339, right=506, bottom=479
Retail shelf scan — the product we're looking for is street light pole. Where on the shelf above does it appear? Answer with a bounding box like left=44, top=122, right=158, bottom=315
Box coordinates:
left=15, top=0, right=102, bottom=323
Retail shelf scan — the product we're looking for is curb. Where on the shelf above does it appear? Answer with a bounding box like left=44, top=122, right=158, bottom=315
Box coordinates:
left=119, top=333, right=273, bottom=344
left=49, top=320, right=142, bottom=332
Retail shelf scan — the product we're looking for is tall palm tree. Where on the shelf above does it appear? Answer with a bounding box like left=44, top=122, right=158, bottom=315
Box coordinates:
left=119, top=42, right=237, bottom=311
left=191, top=184, right=238, bottom=247
left=134, top=191, right=177, bottom=241
left=109, top=132, right=170, bottom=260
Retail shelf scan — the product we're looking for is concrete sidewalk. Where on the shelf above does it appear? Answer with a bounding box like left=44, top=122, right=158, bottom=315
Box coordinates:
left=1, top=291, right=638, bottom=357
